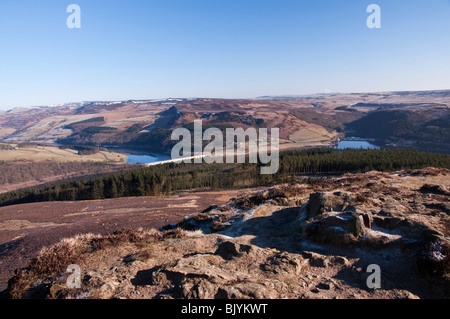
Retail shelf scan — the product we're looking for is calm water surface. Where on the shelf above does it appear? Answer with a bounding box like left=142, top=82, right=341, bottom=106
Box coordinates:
left=335, top=139, right=380, bottom=150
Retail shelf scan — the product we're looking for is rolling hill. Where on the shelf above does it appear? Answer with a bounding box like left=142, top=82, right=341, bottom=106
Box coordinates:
left=1, top=90, right=449, bottom=154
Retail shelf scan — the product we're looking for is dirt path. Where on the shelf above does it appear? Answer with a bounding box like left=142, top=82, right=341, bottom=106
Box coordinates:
left=0, top=190, right=239, bottom=291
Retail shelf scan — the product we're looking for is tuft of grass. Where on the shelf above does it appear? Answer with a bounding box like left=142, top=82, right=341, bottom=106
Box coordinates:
left=161, top=228, right=186, bottom=240
left=192, top=213, right=212, bottom=222
left=90, top=228, right=160, bottom=252
left=6, top=234, right=95, bottom=299
left=355, top=193, right=368, bottom=204
left=417, top=241, right=450, bottom=282
left=31, top=242, right=81, bottom=276
left=231, top=184, right=305, bottom=210
left=5, top=229, right=162, bottom=299
left=210, top=221, right=226, bottom=233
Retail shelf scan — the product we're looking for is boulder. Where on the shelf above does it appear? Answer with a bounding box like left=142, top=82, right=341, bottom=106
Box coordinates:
left=420, top=184, right=450, bottom=196
left=321, top=213, right=366, bottom=237
left=295, top=203, right=310, bottom=232
left=215, top=287, right=242, bottom=299
left=260, top=252, right=303, bottom=274
left=308, top=193, right=328, bottom=219
left=361, top=212, right=373, bottom=228
left=181, top=278, right=217, bottom=299
left=302, top=251, right=329, bottom=268
left=215, top=241, right=253, bottom=260
left=302, top=251, right=350, bottom=268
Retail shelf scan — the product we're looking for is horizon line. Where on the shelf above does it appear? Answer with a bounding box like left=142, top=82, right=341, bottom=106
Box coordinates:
left=2, top=88, right=450, bottom=112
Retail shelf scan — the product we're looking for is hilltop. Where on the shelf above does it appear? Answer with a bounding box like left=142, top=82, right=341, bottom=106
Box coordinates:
left=3, top=167, right=449, bottom=299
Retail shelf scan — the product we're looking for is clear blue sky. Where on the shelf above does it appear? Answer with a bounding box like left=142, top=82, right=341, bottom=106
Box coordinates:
left=1, top=0, right=449, bottom=109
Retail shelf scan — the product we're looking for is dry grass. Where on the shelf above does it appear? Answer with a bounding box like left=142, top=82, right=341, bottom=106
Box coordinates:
left=6, top=234, right=95, bottom=299
left=192, top=213, right=212, bottom=222
left=417, top=241, right=450, bottom=282
left=355, top=193, right=368, bottom=204
left=288, top=127, right=338, bottom=146
left=210, top=220, right=227, bottom=233
left=161, top=228, right=186, bottom=240
left=90, top=228, right=161, bottom=252
left=5, top=228, right=162, bottom=299
left=231, top=184, right=305, bottom=210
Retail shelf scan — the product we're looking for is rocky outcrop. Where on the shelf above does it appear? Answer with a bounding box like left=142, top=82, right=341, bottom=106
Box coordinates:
left=321, top=213, right=366, bottom=237
left=3, top=168, right=450, bottom=299
left=420, top=184, right=450, bottom=196
left=148, top=240, right=298, bottom=299
left=295, top=184, right=450, bottom=253
left=215, top=241, right=253, bottom=260
left=308, top=193, right=328, bottom=218
left=296, top=192, right=369, bottom=246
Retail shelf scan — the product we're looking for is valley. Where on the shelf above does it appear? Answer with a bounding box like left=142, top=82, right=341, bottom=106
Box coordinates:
left=1, top=90, right=448, bottom=156
left=0, top=89, right=449, bottom=300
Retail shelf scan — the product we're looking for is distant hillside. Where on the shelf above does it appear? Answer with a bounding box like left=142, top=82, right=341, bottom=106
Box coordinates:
left=1, top=90, right=449, bottom=154
left=291, top=108, right=363, bottom=133
left=352, top=102, right=447, bottom=108
left=347, top=108, right=450, bottom=153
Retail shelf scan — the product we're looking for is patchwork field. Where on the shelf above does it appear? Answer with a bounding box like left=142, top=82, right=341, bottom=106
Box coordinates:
left=0, top=145, right=127, bottom=163
left=287, top=127, right=339, bottom=148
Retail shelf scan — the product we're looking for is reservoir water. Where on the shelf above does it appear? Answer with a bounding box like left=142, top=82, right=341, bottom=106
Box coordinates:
left=115, top=138, right=380, bottom=165
left=335, top=138, right=380, bottom=150
left=125, top=152, right=171, bottom=164
left=106, top=147, right=171, bottom=164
